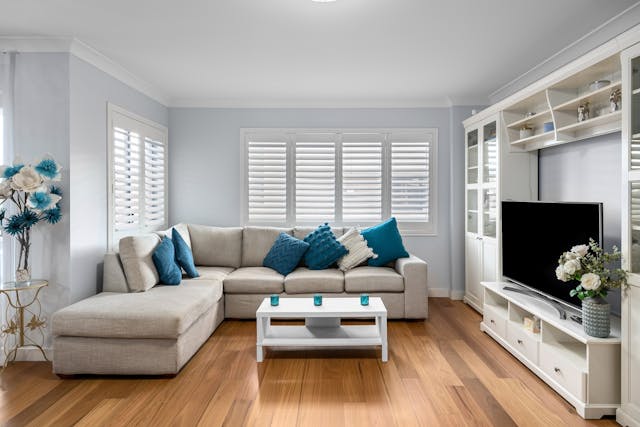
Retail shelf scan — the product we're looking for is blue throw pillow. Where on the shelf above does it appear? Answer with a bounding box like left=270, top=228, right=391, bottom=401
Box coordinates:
left=303, top=223, right=348, bottom=270
left=172, top=228, right=199, bottom=278
left=361, top=217, right=409, bottom=266
left=152, top=237, right=182, bottom=286
left=263, top=233, right=310, bottom=275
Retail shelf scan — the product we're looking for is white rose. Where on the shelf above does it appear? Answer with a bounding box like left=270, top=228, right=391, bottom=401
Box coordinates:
left=571, top=244, right=589, bottom=257
left=580, top=273, right=601, bottom=291
left=564, top=251, right=578, bottom=261
left=556, top=265, right=568, bottom=281
left=564, top=259, right=581, bottom=275
left=10, top=166, right=43, bottom=193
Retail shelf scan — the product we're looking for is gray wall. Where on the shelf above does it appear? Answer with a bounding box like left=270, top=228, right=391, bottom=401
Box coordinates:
left=169, top=107, right=456, bottom=294
left=13, top=52, right=71, bottom=347
left=69, top=55, right=168, bottom=302
left=539, top=133, right=622, bottom=314
left=10, top=52, right=168, bottom=350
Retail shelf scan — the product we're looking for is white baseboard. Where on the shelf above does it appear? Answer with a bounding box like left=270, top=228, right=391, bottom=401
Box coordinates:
left=428, top=288, right=450, bottom=298
left=449, top=290, right=465, bottom=300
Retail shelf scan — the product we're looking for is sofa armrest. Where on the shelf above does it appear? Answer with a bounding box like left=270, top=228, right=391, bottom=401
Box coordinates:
left=395, top=254, right=428, bottom=319
left=103, top=253, right=130, bottom=293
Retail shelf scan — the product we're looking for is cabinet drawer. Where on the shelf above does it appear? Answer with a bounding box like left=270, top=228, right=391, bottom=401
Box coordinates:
left=539, top=346, right=586, bottom=401
left=507, top=322, right=539, bottom=364
left=483, top=306, right=506, bottom=337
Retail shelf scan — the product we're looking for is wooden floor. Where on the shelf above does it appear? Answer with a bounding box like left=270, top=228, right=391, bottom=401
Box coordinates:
left=0, top=298, right=618, bottom=427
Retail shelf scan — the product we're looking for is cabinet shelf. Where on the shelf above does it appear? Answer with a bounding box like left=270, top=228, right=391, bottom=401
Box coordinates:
left=552, top=81, right=621, bottom=111
left=506, top=109, right=551, bottom=129
left=510, top=130, right=555, bottom=146
left=556, top=110, right=622, bottom=133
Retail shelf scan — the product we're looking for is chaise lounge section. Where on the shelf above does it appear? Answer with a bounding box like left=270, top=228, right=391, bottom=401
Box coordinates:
left=52, top=224, right=428, bottom=375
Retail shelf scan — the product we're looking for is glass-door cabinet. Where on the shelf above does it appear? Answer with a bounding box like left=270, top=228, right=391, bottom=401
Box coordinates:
left=619, top=43, right=640, bottom=427
left=465, top=115, right=499, bottom=312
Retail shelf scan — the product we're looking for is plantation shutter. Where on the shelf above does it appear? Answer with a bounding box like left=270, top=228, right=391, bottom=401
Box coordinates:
left=342, top=133, right=383, bottom=222
left=295, top=133, right=336, bottom=223
left=246, top=134, right=288, bottom=223
left=390, top=132, right=432, bottom=222
left=109, top=106, right=168, bottom=248
left=112, top=127, right=141, bottom=232
left=144, top=137, right=166, bottom=229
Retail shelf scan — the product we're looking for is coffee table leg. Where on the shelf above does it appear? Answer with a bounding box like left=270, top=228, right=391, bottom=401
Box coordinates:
left=257, top=316, right=265, bottom=362
left=379, top=315, right=388, bottom=362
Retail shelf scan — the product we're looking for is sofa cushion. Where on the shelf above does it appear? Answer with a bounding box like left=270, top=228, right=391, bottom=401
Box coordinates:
left=361, top=217, right=409, bottom=266
left=284, top=268, right=344, bottom=294
left=152, top=237, right=182, bottom=286
left=223, top=267, right=284, bottom=294
left=173, top=228, right=199, bottom=278
left=303, top=223, right=348, bottom=270
left=52, top=279, right=222, bottom=339
left=293, top=226, right=344, bottom=240
left=337, top=228, right=377, bottom=271
left=263, top=233, right=309, bottom=275
left=197, top=266, right=235, bottom=281
left=242, top=226, right=293, bottom=267
left=119, top=234, right=161, bottom=292
left=188, top=224, right=243, bottom=267
left=156, top=223, right=192, bottom=248
left=344, top=266, right=404, bottom=292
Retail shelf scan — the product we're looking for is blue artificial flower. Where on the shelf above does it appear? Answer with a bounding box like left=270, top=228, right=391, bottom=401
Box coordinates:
left=34, top=158, right=61, bottom=180
left=4, top=210, right=39, bottom=235
left=2, top=164, right=24, bottom=179
left=43, top=206, right=62, bottom=224
left=28, top=192, right=55, bottom=211
left=49, top=185, right=63, bottom=197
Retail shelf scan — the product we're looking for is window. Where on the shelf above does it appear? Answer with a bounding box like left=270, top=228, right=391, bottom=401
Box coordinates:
left=108, top=104, right=168, bottom=249
left=242, top=128, right=437, bottom=235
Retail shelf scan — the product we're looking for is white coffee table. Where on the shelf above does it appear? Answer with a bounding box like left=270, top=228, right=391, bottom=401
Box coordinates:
left=255, top=297, right=388, bottom=362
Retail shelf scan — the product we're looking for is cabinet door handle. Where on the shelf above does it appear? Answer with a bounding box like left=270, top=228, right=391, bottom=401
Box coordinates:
left=554, top=367, right=561, bottom=373
left=517, top=339, right=523, bottom=345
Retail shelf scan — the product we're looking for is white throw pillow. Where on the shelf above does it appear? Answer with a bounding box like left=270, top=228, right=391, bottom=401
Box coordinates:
left=337, top=228, right=378, bottom=271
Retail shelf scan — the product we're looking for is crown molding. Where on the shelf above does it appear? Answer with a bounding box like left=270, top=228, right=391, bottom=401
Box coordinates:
left=168, top=96, right=454, bottom=109
left=0, top=36, right=169, bottom=106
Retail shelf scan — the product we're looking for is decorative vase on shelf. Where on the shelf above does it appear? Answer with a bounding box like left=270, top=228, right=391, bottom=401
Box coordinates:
left=582, top=296, right=610, bottom=338
left=15, top=228, right=31, bottom=282
left=0, top=155, right=64, bottom=284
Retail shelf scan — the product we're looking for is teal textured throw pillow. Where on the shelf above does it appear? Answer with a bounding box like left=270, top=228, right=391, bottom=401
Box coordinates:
left=303, top=223, right=348, bottom=270
left=263, top=233, right=310, bottom=275
left=172, top=228, right=199, bottom=278
left=361, top=217, right=409, bottom=266
left=152, top=237, right=182, bottom=285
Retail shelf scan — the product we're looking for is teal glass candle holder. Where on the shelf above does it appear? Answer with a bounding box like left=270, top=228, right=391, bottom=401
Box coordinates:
left=360, top=293, right=369, bottom=306
left=270, top=294, right=279, bottom=306
left=313, top=294, right=322, bottom=306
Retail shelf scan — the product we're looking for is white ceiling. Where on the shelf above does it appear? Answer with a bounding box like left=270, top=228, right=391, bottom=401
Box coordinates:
left=0, top=0, right=637, bottom=107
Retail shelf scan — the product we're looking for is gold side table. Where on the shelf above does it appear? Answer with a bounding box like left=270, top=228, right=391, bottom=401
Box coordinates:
left=0, top=280, right=48, bottom=370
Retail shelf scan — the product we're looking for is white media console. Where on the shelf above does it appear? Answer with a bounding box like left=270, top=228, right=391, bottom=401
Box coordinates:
left=480, top=282, right=621, bottom=419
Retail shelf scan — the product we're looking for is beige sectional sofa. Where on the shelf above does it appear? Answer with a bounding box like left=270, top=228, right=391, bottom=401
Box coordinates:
left=52, top=224, right=428, bottom=375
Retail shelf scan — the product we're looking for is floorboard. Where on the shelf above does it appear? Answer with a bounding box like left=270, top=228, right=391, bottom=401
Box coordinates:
left=0, top=299, right=619, bottom=426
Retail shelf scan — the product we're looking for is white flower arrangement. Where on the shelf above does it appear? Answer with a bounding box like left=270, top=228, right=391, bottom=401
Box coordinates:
left=556, top=239, right=627, bottom=300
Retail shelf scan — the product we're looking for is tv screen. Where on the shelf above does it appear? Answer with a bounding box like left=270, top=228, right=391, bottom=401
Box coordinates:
left=501, top=201, right=603, bottom=309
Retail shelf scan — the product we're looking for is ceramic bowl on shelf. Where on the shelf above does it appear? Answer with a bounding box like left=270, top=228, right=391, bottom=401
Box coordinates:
left=589, top=80, right=611, bottom=91
left=519, top=126, right=534, bottom=139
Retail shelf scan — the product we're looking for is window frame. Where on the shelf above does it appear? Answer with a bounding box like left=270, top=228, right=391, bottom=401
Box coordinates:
left=107, top=103, right=169, bottom=250
left=240, top=128, right=438, bottom=236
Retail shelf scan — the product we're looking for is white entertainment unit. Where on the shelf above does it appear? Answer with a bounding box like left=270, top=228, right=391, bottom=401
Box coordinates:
left=481, top=281, right=621, bottom=419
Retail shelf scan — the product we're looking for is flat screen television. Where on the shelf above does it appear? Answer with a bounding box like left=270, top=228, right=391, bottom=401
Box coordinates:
left=501, top=201, right=603, bottom=310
